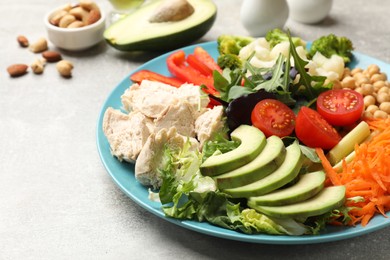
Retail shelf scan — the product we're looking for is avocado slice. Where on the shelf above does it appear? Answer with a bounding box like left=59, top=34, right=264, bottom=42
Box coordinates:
left=223, top=141, right=303, bottom=198
left=248, top=171, right=326, bottom=206
left=248, top=186, right=346, bottom=219
left=214, top=136, right=286, bottom=189
left=104, top=0, right=217, bottom=51
left=200, top=125, right=266, bottom=177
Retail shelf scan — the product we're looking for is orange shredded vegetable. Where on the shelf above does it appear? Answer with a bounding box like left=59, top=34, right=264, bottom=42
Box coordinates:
left=316, top=118, right=390, bottom=226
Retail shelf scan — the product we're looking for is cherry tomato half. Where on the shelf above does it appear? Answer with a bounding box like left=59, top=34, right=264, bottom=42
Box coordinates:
left=295, top=106, right=341, bottom=149
left=251, top=99, right=296, bottom=138
left=316, top=89, right=364, bottom=126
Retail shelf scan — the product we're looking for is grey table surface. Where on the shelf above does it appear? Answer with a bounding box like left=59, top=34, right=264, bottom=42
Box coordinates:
left=1, top=0, right=390, bottom=259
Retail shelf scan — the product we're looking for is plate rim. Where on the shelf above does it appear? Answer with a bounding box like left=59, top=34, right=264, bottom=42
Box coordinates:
left=96, top=41, right=390, bottom=244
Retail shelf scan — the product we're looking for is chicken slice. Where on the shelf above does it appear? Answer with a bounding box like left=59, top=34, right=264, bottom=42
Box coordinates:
left=121, top=80, right=209, bottom=119
left=135, top=127, right=199, bottom=188
left=102, top=107, right=153, bottom=162
left=154, top=101, right=196, bottom=138
left=195, top=105, right=225, bottom=148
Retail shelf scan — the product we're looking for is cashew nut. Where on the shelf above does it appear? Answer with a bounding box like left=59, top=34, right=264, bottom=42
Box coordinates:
left=67, top=20, right=85, bottom=28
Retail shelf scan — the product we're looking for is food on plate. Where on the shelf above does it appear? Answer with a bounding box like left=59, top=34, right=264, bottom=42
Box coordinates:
left=222, top=141, right=303, bottom=198
left=248, top=186, right=346, bottom=219
left=295, top=106, right=341, bottom=149
left=248, top=170, right=326, bottom=206
left=200, top=125, right=266, bottom=176
left=103, top=0, right=217, bottom=51
left=102, top=29, right=390, bottom=236
left=214, top=135, right=285, bottom=189
left=251, top=99, right=296, bottom=137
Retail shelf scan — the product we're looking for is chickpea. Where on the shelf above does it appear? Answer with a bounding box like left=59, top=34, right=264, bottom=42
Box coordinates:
left=362, top=111, right=373, bottom=118
left=379, top=102, right=390, bottom=114
left=377, top=92, right=390, bottom=103
left=354, top=87, right=363, bottom=95
left=355, top=76, right=370, bottom=86
left=371, top=73, right=387, bottom=83
left=366, top=104, right=379, bottom=114
left=361, top=83, right=375, bottom=95
left=367, top=64, right=380, bottom=77
left=351, top=67, right=363, bottom=76
left=373, top=110, right=388, bottom=119
left=343, top=67, right=352, bottom=78
left=373, top=80, right=386, bottom=91
left=341, top=76, right=356, bottom=89
left=364, top=95, right=376, bottom=107
left=332, top=80, right=343, bottom=90
left=378, top=86, right=389, bottom=94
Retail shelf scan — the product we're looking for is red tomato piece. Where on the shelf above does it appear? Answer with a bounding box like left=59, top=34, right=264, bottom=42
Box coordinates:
left=251, top=99, right=296, bottom=138
left=130, top=70, right=184, bottom=88
left=316, top=89, right=364, bottom=126
left=295, top=106, right=341, bottom=149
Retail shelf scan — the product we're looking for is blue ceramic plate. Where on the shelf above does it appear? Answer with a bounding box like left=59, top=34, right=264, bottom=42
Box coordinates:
left=96, top=41, right=390, bottom=244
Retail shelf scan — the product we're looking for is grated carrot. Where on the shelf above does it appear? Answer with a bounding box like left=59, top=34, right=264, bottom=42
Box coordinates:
left=317, top=118, right=390, bottom=226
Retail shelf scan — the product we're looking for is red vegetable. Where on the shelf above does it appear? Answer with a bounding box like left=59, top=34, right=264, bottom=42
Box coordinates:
left=130, top=70, right=184, bottom=88
left=193, top=46, right=222, bottom=73
left=317, top=89, right=364, bottom=126
left=166, top=50, right=218, bottom=95
left=186, top=54, right=213, bottom=77
left=251, top=99, right=296, bottom=137
left=295, top=106, right=341, bottom=149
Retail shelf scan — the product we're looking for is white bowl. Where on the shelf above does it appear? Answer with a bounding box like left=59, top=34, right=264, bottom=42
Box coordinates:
left=44, top=4, right=106, bottom=51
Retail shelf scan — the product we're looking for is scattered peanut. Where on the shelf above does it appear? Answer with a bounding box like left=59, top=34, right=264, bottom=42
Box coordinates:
left=31, top=59, right=46, bottom=74
left=7, top=64, right=28, bottom=77
left=56, top=60, right=73, bottom=78
left=17, top=35, right=29, bottom=47
left=49, top=1, right=101, bottom=29
left=29, top=37, right=48, bottom=53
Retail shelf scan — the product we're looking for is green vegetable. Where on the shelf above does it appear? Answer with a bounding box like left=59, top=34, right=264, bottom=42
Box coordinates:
left=265, top=28, right=306, bottom=48
left=217, top=53, right=243, bottom=70
left=103, top=0, right=217, bottom=51
left=287, top=33, right=332, bottom=101
left=217, top=35, right=254, bottom=69
left=217, top=35, right=254, bottom=55
left=309, top=34, right=354, bottom=63
left=327, top=121, right=370, bottom=166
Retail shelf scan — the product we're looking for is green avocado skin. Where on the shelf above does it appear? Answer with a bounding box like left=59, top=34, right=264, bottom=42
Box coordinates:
left=214, top=136, right=287, bottom=190
left=248, top=186, right=346, bottom=219
left=222, top=142, right=303, bottom=198
left=104, top=0, right=217, bottom=52
left=106, top=14, right=216, bottom=51
left=247, top=171, right=326, bottom=206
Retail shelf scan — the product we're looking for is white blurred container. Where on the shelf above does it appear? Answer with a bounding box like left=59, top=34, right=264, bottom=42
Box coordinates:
left=287, top=0, right=333, bottom=24
left=240, top=0, right=289, bottom=37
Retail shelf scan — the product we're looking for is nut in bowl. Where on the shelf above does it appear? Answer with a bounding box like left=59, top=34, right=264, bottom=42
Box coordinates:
left=44, top=1, right=106, bottom=51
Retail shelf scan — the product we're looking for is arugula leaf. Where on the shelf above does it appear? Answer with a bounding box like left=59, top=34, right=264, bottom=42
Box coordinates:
left=287, top=31, right=331, bottom=101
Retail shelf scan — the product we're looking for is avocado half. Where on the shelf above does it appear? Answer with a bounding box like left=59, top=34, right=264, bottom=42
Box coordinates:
left=104, top=0, right=217, bottom=51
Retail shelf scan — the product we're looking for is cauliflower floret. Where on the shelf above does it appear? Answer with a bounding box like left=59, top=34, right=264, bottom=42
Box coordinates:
left=306, top=52, right=345, bottom=82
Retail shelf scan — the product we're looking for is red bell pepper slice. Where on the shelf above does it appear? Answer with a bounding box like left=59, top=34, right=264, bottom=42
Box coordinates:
left=193, top=46, right=222, bottom=73
left=166, top=50, right=218, bottom=96
left=130, top=70, right=184, bottom=88
left=186, top=54, right=213, bottom=77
